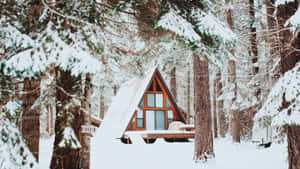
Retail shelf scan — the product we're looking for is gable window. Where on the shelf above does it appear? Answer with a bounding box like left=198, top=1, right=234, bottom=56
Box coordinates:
left=147, top=94, right=155, bottom=107
left=166, top=98, right=171, bottom=108
left=137, top=109, right=144, bottom=128
left=147, top=93, right=163, bottom=108
left=167, top=110, right=173, bottom=127
left=155, top=94, right=163, bottom=108
left=139, top=98, right=144, bottom=107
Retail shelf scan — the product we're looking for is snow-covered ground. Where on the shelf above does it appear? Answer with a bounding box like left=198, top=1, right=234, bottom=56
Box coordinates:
left=91, top=138, right=287, bottom=169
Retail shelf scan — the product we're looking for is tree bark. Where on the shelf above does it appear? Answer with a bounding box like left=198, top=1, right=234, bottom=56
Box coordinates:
left=216, top=71, right=226, bottom=138
left=79, top=74, right=92, bottom=169
left=225, top=0, right=240, bottom=143
left=287, top=125, right=300, bottom=169
left=50, top=69, right=82, bottom=169
left=213, top=75, right=218, bottom=138
left=276, top=2, right=300, bottom=74
left=228, top=60, right=240, bottom=142
left=187, top=69, right=191, bottom=124
left=275, top=2, right=300, bottom=169
left=100, top=87, right=105, bottom=119
left=22, top=78, right=40, bottom=161
left=193, top=54, right=214, bottom=162
left=170, top=66, right=177, bottom=101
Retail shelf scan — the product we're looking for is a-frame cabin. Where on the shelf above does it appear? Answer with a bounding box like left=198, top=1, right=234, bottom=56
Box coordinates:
left=96, top=67, right=186, bottom=141
left=126, top=68, right=185, bottom=131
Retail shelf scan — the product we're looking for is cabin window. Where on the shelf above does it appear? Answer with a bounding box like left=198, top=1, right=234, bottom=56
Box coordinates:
left=156, top=82, right=162, bottom=91
left=155, top=110, right=165, bottom=130
left=147, top=93, right=163, bottom=108
left=166, top=98, right=171, bottom=108
left=155, top=94, right=163, bottom=108
left=137, top=109, right=144, bottom=128
left=139, top=98, right=144, bottom=107
left=167, top=110, right=173, bottom=127
left=147, top=94, right=155, bottom=107
left=146, top=110, right=165, bottom=130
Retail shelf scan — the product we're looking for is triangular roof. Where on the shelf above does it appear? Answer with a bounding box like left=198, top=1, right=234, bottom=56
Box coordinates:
left=95, top=67, right=185, bottom=140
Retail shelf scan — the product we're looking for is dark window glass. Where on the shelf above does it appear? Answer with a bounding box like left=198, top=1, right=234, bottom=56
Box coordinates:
left=156, top=82, right=162, bottom=91
left=148, top=81, right=154, bottom=91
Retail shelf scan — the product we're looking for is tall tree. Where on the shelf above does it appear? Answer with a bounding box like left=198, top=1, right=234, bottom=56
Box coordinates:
left=225, top=0, right=240, bottom=143
left=22, top=78, right=40, bottom=161
left=170, top=66, right=177, bottom=101
left=193, top=54, right=214, bottom=162
left=216, top=71, right=226, bottom=137
left=276, top=2, right=300, bottom=169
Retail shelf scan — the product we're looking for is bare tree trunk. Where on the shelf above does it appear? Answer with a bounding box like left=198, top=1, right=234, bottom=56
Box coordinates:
left=100, top=87, right=105, bottom=119
left=187, top=69, right=191, bottom=124
left=22, top=78, right=40, bottom=161
left=225, top=0, right=240, bottom=143
left=248, top=0, right=261, bottom=139
left=287, top=125, right=300, bottom=169
left=276, top=2, right=300, bottom=169
left=266, top=0, right=281, bottom=85
left=228, top=60, right=240, bottom=143
left=216, top=71, right=226, bottom=137
left=213, top=75, right=218, bottom=138
left=79, top=74, right=92, bottom=169
left=170, top=66, right=177, bottom=101
left=276, top=2, right=300, bottom=74
left=50, top=69, right=81, bottom=169
left=193, top=54, right=214, bottom=162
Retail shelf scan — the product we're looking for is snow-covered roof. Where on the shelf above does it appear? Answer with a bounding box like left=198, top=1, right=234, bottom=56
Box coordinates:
left=93, top=67, right=185, bottom=142
left=94, top=67, right=157, bottom=141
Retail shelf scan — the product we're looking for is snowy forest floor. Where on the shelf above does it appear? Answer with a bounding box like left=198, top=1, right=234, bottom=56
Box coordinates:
left=89, top=138, right=287, bottom=169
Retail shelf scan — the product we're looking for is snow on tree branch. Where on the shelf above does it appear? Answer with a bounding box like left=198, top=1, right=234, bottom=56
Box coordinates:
left=255, top=62, right=300, bottom=126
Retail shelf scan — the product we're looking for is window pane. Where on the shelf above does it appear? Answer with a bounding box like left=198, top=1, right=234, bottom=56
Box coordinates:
left=155, top=94, right=163, bottom=108
left=166, top=98, right=171, bottom=108
left=137, top=119, right=144, bottom=128
left=167, top=110, right=173, bottom=119
left=147, top=94, right=155, bottom=107
left=146, top=110, right=155, bottom=130
left=139, top=98, right=144, bottom=107
left=155, top=110, right=165, bottom=130
left=168, top=120, right=173, bottom=127
left=137, top=109, right=143, bottom=118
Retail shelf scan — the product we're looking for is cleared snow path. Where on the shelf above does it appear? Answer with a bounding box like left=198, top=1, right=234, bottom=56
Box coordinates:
left=91, top=138, right=287, bottom=169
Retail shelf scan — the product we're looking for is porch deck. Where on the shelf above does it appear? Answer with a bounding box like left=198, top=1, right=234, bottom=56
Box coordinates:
left=123, top=130, right=194, bottom=143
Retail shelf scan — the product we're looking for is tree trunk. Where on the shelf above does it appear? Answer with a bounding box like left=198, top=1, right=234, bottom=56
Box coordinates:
left=170, top=66, right=177, bottom=101
left=287, top=125, right=300, bottom=169
left=275, top=2, right=300, bottom=169
left=22, top=78, right=40, bottom=161
left=216, top=71, right=226, bottom=137
left=187, top=69, right=191, bottom=124
left=213, top=75, right=218, bottom=138
left=228, top=60, right=240, bottom=142
left=193, top=54, right=214, bottom=162
left=50, top=69, right=81, bottom=169
left=79, top=74, right=92, bottom=169
left=225, top=0, right=240, bottom=143
left=276, top=2, right=300, bottom=74
left=100, top=87, right=105, bottom=119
